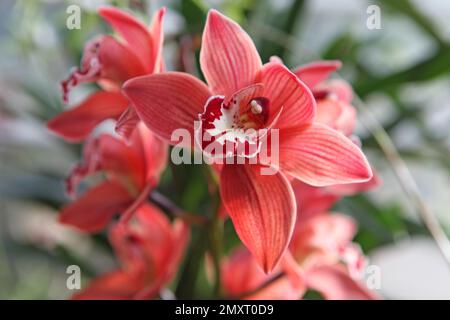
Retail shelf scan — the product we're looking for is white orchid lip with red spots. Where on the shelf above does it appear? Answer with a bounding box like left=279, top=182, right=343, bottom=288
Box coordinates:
left=196, top=84, right=277, bottom=159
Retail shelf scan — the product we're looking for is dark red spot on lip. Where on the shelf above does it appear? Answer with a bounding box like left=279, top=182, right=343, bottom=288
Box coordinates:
left=200, top=96, right=224, bottom=130
left=313, top=89, right=330, bottom=101
left=198, top=93, right=272, bottom=158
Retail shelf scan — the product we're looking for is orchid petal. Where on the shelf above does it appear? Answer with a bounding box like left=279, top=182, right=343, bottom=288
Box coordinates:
left=61, top=36, right=145, bottom=103
left=122, top=72, right=211, bottom=143
left=258, top=62, right=316, bottom=129
left=222, top=247, right=300, bottom=300
left=115, top=106, right=140, bottom=140
left=98, top=6, right=158, bottom=73
left=200, top=10, right=262, bottom=97
left=293, top=60, right=342, bottom=89
left=149, top=8, right=166, bottom=73
left=278, top=123, right=372, bottom=186
left=72, top=271, right=143, bottom=300
left=306, top=265, right=378, bottom=300
left=48, top=91, right=128, bottom=142
left=59, top=181, right=133, bottom=232
left=220, top=164, right=296, bottom=273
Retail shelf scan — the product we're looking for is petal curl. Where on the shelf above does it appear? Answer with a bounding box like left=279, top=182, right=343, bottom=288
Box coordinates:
left=200, top=10, right=262, bottom=97
left=278, top=123, right=372, bottom=186
left=220, top=164, right=296, bottom=273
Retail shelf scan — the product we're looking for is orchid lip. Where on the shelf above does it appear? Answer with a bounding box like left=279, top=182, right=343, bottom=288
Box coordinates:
left=196, top=92, right=273, bottom=159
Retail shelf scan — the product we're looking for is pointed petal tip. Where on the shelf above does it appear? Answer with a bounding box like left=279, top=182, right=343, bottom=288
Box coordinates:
left=97, top=5, right=118, bottom=17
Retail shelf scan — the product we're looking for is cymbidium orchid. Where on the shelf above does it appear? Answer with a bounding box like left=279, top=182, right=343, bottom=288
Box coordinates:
left=59, top=124, right=167, bottom=232
left=48, top=6, right=165, bottom=141
left=73, top=204, right=189, bottom=300
left=123, top=10, right=373, bottom=273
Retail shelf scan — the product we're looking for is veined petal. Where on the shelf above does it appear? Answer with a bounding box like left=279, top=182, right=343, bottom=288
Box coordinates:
left=98, top=6, right=157, bottom=73
left=306, top=265, right=378, bottom=300
left=258, top=62, right=316, bottom=129
left=220, top=164, right=296, bottom=273
left=59, top=181, right=133, bottom=232
left=122, top=72, right=211, bottom=143
left=293, top=60, right=342, bottom=89
left=278, top=123, right=372, bottom=187
left=48, top=91, right=128, bottom=142
left=200, top=10, right=262, bottom=97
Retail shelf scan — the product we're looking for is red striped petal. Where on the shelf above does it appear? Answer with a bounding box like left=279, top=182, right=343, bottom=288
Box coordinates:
left=258, top=62, right=316, bottom=129
left=220, top=164, right=296, bottom=273
left=47, top=91, right=128, bottom=142
left=98, top=6, right=159, bottom=73
left=200, top=10, right=262, bottom=97
left=278, top=123, right=372, bottom=186
left=59, top=181, right=133, bottom=232
left=122, top=72, right=211, bottom=143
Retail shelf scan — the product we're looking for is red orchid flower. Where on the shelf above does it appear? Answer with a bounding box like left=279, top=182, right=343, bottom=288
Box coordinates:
left=47, top=6, right=166, bottom=142
left=73, top=204, right=189, bottom=300
left=122, top=10, right=372, bottom=273
left=222, top=214, right=377, bottom=300
left=59, top=124, right=167, bottom=232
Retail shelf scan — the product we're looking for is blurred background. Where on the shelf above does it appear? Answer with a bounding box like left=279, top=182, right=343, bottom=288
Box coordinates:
left=0, top=0, right=449, bottom=299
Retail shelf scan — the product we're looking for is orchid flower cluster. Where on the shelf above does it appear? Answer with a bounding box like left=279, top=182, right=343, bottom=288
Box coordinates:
left=48, top=6, right=379, bottom=299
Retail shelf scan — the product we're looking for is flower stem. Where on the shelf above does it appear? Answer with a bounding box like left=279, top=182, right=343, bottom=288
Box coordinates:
left=150, top=190, right=207, bottom=226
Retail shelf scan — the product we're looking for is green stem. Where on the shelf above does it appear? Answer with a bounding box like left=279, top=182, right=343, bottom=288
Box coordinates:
left=205, top=166, right=223, bottom=298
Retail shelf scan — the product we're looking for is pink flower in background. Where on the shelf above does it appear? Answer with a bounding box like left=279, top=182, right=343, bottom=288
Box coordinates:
left=59, top=124, right=167, bottom=232
left=289, top=59, right=380, bottom=216
left=221, top=247, right=298, bottom=300
left=282, top=212, right=377, bottom=300
left=73, top=204, right=189, bottom=300
left=292, top=60, right=355, bottom=136
left=47, top=6, right=166, bottom=142
left=123, top=10, right=372, bottom=273
left=221, top=213, right=377, bottom=300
